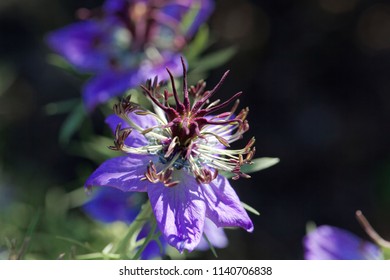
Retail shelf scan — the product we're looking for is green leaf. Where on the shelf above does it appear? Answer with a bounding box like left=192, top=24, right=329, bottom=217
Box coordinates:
left=191, top=46, right=237, bottom=74
left=305, top=221, right=317, bottom=234
left=241, top=157, right=280, bottom=174
left=44, top=98, right=79, bottom=116
left=59, top=102, right=86, bottom=145
left=184, top=25, right=210, bottom=63
left=241, top=202, right=260, bottom=216
left=180, top=2, right=201, bottom=35
left=382, top=247, right=390, bottom=260
left=66, top=187, right=89, bottom=209
left=68, top=135, right=118, bottom=163
left=47, top=54, right=75, bottom=73
left=221, top=157, right=279, bottom=179
left=0, top=61, right=16, bottom=96
left=46, top=54, right=90, bottom=79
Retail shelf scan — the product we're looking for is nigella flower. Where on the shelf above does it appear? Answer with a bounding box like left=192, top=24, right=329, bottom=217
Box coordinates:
left=83, top=187, right=228, bottom=256
left=85, top=58, right=255, bottom=252
left=303, top=225, right=383, bottom=260
left=47, top=0, right=214, bottom=110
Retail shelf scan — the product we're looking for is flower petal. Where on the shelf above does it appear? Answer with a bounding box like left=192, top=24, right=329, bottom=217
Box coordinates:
left=46, top=20, right=109, bottom=72
left=202, top=175, right=254, bottom=231
left=138, top=52, right=184, bottom=83
left=197, top=218, right=228, bottom=250
left=147, top=173, right=206, bottom=253
left=105, top=113, right=159, bottom=148
left=83, top=53, right=183, bottom=110
left=103, top=0, right=128, bottom=14
left=304, top=225, right=383, bottom=260
left=85, top=155, right=154, bottom=192
left=83, top=187, right=145, bottom=223
left=82, top=70, right=138, bottom=111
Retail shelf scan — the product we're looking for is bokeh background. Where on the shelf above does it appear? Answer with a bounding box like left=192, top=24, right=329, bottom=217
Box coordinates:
left=1, top=0, right=390, bottom=259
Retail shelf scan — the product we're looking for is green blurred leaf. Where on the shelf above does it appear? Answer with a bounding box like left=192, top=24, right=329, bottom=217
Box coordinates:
left=47, top=54, right=74, bottom=73
left=382, top=247, right=390, bottom=260
left=241, top=202, right=260, bottom=216
left=68, top=135, right=118, bottom=163
left=305, top=221, right=317, bottom=234
left=241, top=157, right=280, bottom=174
left=59, top=102, right=86, bottom=145
left=44, top=98, right=79, bottom=116
left=180, top=2, right=201, bottom=35
left=222, top=157, right=279, bottom=179
left=191, top=46, right=237, bottom=74
left=66, top=187, right=89, bottom=209
left=0, top=61, right=16, bottom=96
left=184, top=25, right=210, bottom=63
left=46, top=54, right=90, bottom=79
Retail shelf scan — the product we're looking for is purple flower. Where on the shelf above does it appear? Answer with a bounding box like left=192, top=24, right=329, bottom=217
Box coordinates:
left=303, top=225, right=383, bottom=260
left=83, top=187, right=145, bottom=224
left=47, top=0, right=214, bottom=110
left=85, top=58, right=255, bottom=252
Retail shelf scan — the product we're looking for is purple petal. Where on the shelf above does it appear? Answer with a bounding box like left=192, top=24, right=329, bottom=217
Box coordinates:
left=197, top=218, right=228, bottom=250
left=82, top=70, right=138, bottom=111
left=105, top=113, right=159, bottom=148
left=304, top=225, right=383, bottom=260
left=83, top=53, right=183, bottom=110
left=83, top=187, right=144, bottom=223
left=105, top=114, right=129, bottom=133
left=103, top=0, right=129, bottom=14
left=147, top=173, right=206, bottom=253
left=46, top=20, right=109, bottom=72
left=138, top=52, right=184, bottom=84
left=202, top=175, right=253, bottom=231
left=85, top=155, right=154, bottom=192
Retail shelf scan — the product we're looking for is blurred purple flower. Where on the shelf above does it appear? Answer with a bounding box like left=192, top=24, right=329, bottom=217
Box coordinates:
left=47, top=0, right=214, bottom=110
left=303, top=225, right=383, bottom=260
left=85, top=59, right=255, bottom=253
left=83, top=187, right=145, bottom=224
left=83, top=187, right=164, bottom=259
left=83, top=187, right=228, bottom=256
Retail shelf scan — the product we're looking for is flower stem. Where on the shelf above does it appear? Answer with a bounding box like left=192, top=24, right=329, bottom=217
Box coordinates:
left=116, top=201, right=153, bottom=259
left=356, top=210, right=390, bottom=249
left=132, top=220, right=157, bottom=260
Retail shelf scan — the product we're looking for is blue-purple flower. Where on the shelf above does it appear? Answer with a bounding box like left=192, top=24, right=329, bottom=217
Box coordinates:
left=47, top=0, right=214, bottom=110
left=303, top=225, right=383, bottom=260
left=83, top=187, right=145, bottom=224
left=85, top=58, right=255, bottom=252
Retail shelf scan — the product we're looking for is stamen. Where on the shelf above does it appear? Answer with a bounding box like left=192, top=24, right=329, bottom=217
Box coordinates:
left=191, top=70, right=230, bottom=114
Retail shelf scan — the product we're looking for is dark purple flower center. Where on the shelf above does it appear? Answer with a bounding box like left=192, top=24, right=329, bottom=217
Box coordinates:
left=111, top=57, right=255, bottom=186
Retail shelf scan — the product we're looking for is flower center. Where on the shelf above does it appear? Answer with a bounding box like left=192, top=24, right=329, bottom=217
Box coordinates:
left=110, top=57, right=255, bottom=186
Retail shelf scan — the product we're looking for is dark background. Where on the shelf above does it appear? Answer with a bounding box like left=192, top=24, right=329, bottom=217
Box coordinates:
left=1, top=0, right=390, bottom=259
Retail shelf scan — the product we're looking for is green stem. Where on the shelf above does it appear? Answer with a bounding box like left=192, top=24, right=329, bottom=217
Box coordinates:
left=116, top=201, right=153, bottom=259
left=132, top=221, right=157, bottom=260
